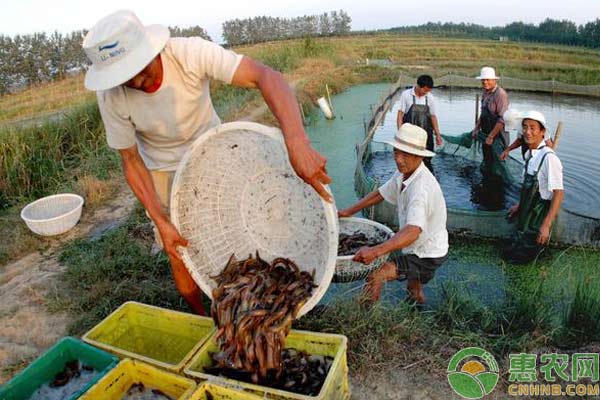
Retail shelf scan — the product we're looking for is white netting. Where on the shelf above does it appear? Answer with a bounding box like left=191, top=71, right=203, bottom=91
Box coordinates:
left=170, top=122, right=338, bottom=316
left=20, top=193, right=84, bottom=236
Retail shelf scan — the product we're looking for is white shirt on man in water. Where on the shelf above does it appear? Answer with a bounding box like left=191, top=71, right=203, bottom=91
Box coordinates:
left=524, top=141, right=564, bottom=201
left=397, top=87, right=438, bottom=116
left=378, top=162, right=448, bottom=258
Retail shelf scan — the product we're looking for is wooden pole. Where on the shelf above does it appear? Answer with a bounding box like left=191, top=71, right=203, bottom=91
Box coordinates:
left=552, top=121, right=563, bottom=150
left=325, top=83, right=334, bottom=113
left=475, top=94, right=480, bottom=124
left=299, top=103, right=307, bottom=126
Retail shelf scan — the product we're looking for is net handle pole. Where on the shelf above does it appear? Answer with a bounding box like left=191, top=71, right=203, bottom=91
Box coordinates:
left=552, top=121, right=563, bottom=150
left=475, top=94, right=480, bottom=124
left=325, top=83, right=334, bottom=113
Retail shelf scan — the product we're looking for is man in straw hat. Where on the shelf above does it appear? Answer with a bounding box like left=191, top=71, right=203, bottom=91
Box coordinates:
left=82, top=10, right=332, bottom=315
left=503, top=111, right=564, bottom=264
left=338, top=124, right=449, bottom=304
left=472, top=66, right=510, bottom=180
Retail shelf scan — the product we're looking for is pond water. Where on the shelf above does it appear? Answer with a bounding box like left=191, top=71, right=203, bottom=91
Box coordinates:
left=306, top=83, right=600, bottom=308
left=372, top=87, right=600, bottom=219
left=365, top=151, right=521, bottom=211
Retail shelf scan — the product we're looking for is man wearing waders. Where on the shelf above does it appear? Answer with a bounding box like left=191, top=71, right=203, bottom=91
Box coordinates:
left=396, top=75, right=442, bottom=173
left=503, top=111, right=564, bottom=264
left=471, top=67, right=510, bottom=180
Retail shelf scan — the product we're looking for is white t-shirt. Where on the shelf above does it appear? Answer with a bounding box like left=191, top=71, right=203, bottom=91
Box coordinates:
left=398, top=87, right=437, bottom=116
left=524, top=142, right=564, bottom=200
left=378, top=163, right=448, bottom=258
left=97, top=37, right=243, bottom=171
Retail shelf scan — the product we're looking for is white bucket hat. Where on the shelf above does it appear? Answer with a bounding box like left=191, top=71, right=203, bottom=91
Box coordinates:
left=476, top=67, right=499, bottom=80
left=383, top=123, right=436, bottom=157
left=83, top=10, right=170, bottom=91
left=520, top=110, right=547, bottom=131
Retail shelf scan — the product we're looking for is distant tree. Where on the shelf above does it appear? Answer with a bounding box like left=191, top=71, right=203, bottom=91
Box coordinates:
left=169, top=25, right=212, bottom=41
left=579, top=19, right=600, bottom=48
left=538, top=18, right=579, bottom=45
left=0, top=35, right=12, bottom=94
left=336, top=10, right=352, bottom=34
left=319, top=13, right=332, bottom=36
left=221, top=10, right=352, bottom=46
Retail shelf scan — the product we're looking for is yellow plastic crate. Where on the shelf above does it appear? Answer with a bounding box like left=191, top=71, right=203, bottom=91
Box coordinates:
left=82, top=301, right=215, bottom=372
left=190, top=382, right=265, bottom=400
left=184, top=329, right=350, bottom=400
left=80, top=359, right=196, bottom=399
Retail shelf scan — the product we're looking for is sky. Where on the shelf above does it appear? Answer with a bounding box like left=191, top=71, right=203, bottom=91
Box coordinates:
left=2, top=0, right=598, bottom=43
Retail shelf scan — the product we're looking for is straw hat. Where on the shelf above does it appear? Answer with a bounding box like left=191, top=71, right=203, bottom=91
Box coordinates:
left=476, top=67, right=499, bottom=80
left=83, top=10, right=170, bottom=91
left=520, top=110, right=547, bottom=131
left=383, top=123, right=436, bottom=157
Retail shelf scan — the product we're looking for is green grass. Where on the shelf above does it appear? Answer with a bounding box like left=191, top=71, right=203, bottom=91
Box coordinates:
left=51, top=205, right=197, bottom=335
left=0, top=100, right=118, bottom=208
left=53, top=210, right=600, bottom=378
left=246, top=37, right=337, bottom=73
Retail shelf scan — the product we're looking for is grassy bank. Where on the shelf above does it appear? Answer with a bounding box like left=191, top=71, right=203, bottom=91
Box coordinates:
left=238, top=35, right=600, bottom=85
left=53, top=209, right=600, bottom=382
left=0, top=74, right=95, bottom=127
left=0, top=102, right=120, bottom=264
left=49, top=205, right=193, bottom=334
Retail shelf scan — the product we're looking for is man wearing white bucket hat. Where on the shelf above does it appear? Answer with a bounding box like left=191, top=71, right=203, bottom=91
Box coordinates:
left=83, top=10, right=332, bottom=315
left=503, top=111, right=564, bottom=264
left=471, top=66, right=510, bottom=180
left=500, top=109, right=554, bottom=161
left=338, top=124, right=449, bottom=304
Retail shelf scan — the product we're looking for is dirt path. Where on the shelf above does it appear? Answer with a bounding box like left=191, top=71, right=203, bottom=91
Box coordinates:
left=0, top=184, right=137, bottom=383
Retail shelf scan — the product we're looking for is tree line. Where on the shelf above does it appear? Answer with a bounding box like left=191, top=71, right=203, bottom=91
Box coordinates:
left=222, top=10, right=352, bottom=46
left=0, top=26, right=210, bottom=95
left=383, top=18, right=600, bottom=48
left=4, top=15, right=598, bottom=95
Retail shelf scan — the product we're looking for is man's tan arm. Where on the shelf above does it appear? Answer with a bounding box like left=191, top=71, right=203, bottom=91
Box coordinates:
left=538, top=189, right=564, bottom=244
left=373, top=225, right=421, bottom=255
left=119, top=146, right=187, bottom=261
left=231, top=56, right=332, bottom=202
left=338, top=190, right=384, bottom=217
left=119, top=146, right=167, bottom=225
left=397, top=110, right=405, bottom=129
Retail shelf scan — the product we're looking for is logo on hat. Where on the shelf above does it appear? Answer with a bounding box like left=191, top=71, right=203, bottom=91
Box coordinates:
left=98, top=41, right=120, bottom=52
left=82, top=10, right=170, bottom=90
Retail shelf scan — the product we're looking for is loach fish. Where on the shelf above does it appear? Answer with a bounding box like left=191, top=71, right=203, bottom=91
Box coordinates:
left=207, top=252, right=330, bottom=394
left=338, top=231, right=384, bottom=256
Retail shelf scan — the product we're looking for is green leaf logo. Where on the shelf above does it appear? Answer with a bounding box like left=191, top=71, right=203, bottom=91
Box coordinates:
left=447, top=347, right=499, bottom=399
